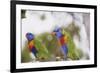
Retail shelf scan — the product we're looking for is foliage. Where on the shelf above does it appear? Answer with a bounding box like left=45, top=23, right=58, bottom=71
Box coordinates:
left=21, top=10, right=26, bottom=19
left=21, top=42, right=32, bottom=63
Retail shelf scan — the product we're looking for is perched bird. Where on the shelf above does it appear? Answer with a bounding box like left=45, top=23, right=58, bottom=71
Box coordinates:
left=26, top=33, right=38, bottom=58
left=52, top=27, right=68, bottom=60
left=26, top=32, right=51, bottom=61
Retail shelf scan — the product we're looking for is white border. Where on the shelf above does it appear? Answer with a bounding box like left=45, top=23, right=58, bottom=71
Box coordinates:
left=16, top=4, right=94, bottom=69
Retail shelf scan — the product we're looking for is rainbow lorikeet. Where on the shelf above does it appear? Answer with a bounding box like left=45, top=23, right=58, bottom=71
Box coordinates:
left=26, top=33, right=51, bottom=61
left=52, top=27, right=68, bottom=59
left=26, top=33, right=38, bottom=58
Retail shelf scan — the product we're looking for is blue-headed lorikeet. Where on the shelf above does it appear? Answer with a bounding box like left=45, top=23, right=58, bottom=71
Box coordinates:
left=52, top=27, right=68, bottom=59
left=26, top=33, right=38, bottom=58
left=26, top=32, right=51, bottom=61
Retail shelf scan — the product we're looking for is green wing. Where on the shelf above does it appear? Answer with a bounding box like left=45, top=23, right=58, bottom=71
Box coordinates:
left=62, top=29, right=83, bottom=60
left=34, top=38, right=51, bottom=61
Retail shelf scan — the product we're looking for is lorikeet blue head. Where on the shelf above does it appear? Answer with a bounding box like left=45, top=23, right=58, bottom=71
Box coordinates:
left=26, top=33, right=34, bottom=41
left=52, top=27, right=63, bottom=38
left=53, top=27, right=61, bottom=32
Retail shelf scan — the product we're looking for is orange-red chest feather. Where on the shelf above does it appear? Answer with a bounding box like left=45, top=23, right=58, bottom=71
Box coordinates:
left=59, top=36, right=68, bottom=45
left=28, top=40, right=35, bottom=51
